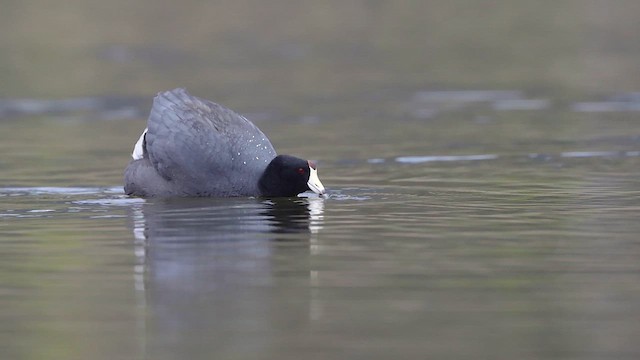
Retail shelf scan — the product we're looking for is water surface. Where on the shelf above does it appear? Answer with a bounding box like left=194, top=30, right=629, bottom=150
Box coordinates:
left=3, top=108, right=640, bottom=359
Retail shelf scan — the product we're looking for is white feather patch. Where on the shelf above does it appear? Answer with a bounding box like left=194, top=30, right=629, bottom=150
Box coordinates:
left=132, top=128, right=148, bottom=160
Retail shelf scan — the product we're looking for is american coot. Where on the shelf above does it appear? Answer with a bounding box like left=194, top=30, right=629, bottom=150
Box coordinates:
left=124, top=88, right=325, bottom=198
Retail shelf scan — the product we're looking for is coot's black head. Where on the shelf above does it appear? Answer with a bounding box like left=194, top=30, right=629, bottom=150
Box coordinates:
left=259, top=155, right=325, bottom=197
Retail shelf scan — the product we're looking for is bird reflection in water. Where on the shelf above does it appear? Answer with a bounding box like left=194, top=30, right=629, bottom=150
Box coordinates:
left=129, top=196, right=324, bottom=357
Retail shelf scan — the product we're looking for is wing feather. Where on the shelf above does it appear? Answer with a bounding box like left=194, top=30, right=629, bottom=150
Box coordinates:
left=144, top=88, right=277, bottom=196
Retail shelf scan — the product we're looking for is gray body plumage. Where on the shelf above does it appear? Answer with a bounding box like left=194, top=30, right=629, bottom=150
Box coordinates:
left=124, top=88, right=277, bottom=197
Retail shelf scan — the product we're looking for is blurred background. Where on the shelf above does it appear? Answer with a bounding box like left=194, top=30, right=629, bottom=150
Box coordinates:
left=2, top=1, right=640, bottom=359
left=2, top=0, right=640, bottom=185
left=2, top=0, right=640, bottom=98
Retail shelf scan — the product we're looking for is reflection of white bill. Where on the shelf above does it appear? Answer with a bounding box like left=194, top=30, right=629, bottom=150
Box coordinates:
left=307, top=197, right=325, bottom=235
left=307, top=197, right=325, bottom=321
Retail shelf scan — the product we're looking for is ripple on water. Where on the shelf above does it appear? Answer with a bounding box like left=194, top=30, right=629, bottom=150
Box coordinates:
left=395, top=154, right=499, bottom=163
left=73, top=198, right=145, bottom=206
left=0, top=187, right=133, bottom=219
left=0, top=186, right=123, bottom=196
left=364, top=150, right=640, bottom=167
left=326, top=193, right=372, bottom=201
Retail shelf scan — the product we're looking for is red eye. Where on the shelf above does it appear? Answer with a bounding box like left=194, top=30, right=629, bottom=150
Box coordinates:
left=297, top=168, right=305, bottom=175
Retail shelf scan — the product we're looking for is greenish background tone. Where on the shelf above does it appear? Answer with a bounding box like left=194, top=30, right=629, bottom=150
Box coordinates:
left=2, top=2, right=640, bottom=360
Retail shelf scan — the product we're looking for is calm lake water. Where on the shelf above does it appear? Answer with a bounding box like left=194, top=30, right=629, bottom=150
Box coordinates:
left=2, top=2, right=640, bottom=360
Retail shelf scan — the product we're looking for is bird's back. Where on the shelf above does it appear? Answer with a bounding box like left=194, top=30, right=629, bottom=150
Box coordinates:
left=125, top=88, right=277, bottom=197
